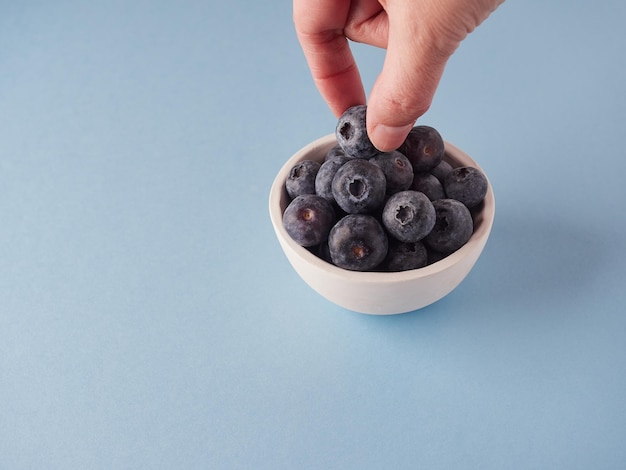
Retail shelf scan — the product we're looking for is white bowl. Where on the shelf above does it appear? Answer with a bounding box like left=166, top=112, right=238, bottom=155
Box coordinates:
left=269, top=134, right=495, bottom=315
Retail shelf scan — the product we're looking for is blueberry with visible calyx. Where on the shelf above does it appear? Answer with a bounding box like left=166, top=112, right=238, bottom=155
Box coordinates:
left=335, top=105, right=379, bottom=159
left=443, top=166, right=488, bottom=208
left=369, top=150, right=414, bottom=194
left=383, top=240, right=428, bottom=272
left=332, top=159, right=386, bottom=214
left=285, top=160, right=321, bottom=199
left=283, top=194, right=336, bottom=247
left=328, top=214, right=388, bottom=271
left=430, top=159, right=453, bottom=183
left=315, top=155, right=349, bottom=203
left=411, top=172, right=445, bottom=201
left=424, top=198, right=473, bottom=254
left=398, top=126, right=445, bottom=172
left=382, top=190, right=436, bottom=243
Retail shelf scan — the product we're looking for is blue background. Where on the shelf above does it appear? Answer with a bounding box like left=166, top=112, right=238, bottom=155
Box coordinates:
left=1, top=1, right=625, bottom=468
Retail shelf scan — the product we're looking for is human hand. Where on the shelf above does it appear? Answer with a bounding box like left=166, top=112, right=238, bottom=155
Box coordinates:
left=293, top=0, right=504, bottom=151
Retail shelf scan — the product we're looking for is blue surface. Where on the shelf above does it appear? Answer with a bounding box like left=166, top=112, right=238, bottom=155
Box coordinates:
left=1, top=1, right=625, bottom=468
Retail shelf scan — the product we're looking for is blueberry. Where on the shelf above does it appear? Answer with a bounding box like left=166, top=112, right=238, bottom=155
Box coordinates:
left=315, top=155, right=349, bottom=203
left=285, top=160, right=321, bottom=199
left=283, top=194, right=336, bottom=247
left=332, top=159, right=386, bottom=214
left=443, top=166, right=488, bottom=208
left=411, top=172, right=445, bottom=201
left=335, top=105, right=379, bottom=159
left=369, top=150, right=414, bottom=194
left=426, top=248, right=447, bottom=266
left=313, top=239, right=333, bottom=265
left=381, top=190, right=436, bottom=243
left=424, top=198, right=473, bottom=253
left=398, top=126, right=445, bottom=172
left=430, top=159, right=453, bottom=183
left=328, top=214, right=388, bottom=271
left=383, top=240, right=428, bottom=272
left=324, top=143, right=348, bottom=162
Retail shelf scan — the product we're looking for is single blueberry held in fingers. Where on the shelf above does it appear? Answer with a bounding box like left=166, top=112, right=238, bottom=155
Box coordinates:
left=398, top=126, right=445, bottom=172
left=285, top=160, right=321, bottom=199
left=424, top=198, right=473, bottom=254
left=332, top=159, right=386, bottom=214
left=411, top=172, right=445, bottom=201
left=315, top=155, right=349, bottom=203
left=335, top=105, right=379, bottom=159
left=369, top=150, right=414, bottom=194
left=383, top=240, right=428, bottom=272
left=382, top=190, right=436, bottom=243
left=328, top=214, right=388, bottom=271
left=443, top=166, right=488, bottom=208
left=283, top=194, right=336, bottom=247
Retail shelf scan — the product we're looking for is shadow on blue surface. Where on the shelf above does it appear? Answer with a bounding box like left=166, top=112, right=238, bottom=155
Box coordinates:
left=458, top=210, right=609, bottom=311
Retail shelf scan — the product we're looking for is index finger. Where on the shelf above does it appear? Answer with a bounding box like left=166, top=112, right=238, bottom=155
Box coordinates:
left=293, top=0, right=366, bottom=117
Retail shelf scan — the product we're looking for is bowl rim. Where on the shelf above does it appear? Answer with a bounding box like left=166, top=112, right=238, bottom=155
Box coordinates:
left=269, top=133, right=495, bottom=285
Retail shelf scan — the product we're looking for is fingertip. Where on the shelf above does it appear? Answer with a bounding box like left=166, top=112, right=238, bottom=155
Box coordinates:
left=368, top=122, right=414, bottom=152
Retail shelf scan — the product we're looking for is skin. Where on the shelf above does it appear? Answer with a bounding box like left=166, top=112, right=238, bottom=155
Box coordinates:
left=293, top=0, right=505, bottom=152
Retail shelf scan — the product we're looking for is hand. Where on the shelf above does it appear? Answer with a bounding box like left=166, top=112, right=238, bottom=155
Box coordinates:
left=293, top=0, right=504, bottom=151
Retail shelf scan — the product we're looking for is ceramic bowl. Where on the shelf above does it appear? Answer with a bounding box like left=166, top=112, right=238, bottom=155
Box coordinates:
left=268, top=134, right=495, bottom=315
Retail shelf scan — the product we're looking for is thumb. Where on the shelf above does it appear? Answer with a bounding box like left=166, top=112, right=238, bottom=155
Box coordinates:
left=366, top=5, right=458, bottom=152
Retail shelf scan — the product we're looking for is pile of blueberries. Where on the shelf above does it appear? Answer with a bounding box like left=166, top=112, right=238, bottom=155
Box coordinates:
left=282, top=105, right=488, bottom=272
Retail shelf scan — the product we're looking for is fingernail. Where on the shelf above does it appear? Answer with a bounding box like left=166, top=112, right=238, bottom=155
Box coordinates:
left=369, top=123, right=414, bottom=152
